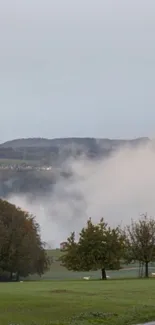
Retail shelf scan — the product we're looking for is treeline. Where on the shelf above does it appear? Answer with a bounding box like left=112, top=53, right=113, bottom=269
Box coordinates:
left=0, top=137, right=150, bottom=166
left=0, top=143, right=111, bottom=165
left=60, top=215, right=155, bottom=279
left=0, top=147, right=57, bottom=163
left=0, top=199, right=49, bottom=281
left=1, top=197, right=155, bottom=281
left=0, top=148, right=24, bottom=160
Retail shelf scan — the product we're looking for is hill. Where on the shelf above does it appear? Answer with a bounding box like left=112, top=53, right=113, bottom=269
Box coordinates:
left=0, top=137, right=151, bottom=198
left=0, top=137, right=150, bottom=165
left=1, top=136, right=150, bottom=149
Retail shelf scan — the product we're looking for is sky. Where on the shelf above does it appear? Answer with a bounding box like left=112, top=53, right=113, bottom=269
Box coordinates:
left=0, top=0, right=155, bottom=143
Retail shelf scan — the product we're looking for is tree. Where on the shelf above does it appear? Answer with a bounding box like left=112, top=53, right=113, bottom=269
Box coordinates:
left=60, top=232, right=81, bottom=272
left=60, top=218, right=125, bottom=279
left=124, top=214, right=155, bottom=278
left=0, top=199, right=50, bottom=281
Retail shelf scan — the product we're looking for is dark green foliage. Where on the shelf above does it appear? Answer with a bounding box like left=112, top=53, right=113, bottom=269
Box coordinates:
left=0, top=199, right=50, bottom=281
left=60, top=232, right=81, bottom=272
left=60, top=218, right=125, bottom=279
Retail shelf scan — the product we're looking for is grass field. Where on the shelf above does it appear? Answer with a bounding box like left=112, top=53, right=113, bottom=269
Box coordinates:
left=0, top=158, right=38, bottom=166
left=0, top=279, right=155, bottom=325
left=28, top=250, right=155, bottom=281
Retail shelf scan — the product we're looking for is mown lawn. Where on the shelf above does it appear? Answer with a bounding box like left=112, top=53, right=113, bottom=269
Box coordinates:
left=0, top=279, right=155, bottom=325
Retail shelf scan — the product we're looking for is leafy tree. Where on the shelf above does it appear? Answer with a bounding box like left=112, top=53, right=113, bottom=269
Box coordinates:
left=60, top=218, right=125, bottom=279
left=60, top=232, right=81, bottom=272
left=0, top=199, right=50, bottom=281
left=124, top=214, right=155, bottom=278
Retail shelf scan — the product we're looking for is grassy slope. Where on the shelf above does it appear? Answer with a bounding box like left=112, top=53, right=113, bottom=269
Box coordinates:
left=29, top=249, right=155, bottom=280
left=0, top=279, right=155, bottom=325
left=0, top=158, right=38, bottom=165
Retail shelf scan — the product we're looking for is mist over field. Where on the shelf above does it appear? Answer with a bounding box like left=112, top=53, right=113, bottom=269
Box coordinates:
left=7, top=141, right=155, bottom=247
left=0, top=0, right=155, bottom=249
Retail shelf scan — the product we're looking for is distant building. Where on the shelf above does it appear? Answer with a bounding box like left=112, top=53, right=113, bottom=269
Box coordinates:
left=60, top=242, right=67, bottom=250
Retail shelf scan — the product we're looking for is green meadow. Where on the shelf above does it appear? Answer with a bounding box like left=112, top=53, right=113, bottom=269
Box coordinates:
left=0, top=279, right=155, bottom=325
left=3, top=250, right=154, bottom=325
left=28, top=249, right=155, bottom=281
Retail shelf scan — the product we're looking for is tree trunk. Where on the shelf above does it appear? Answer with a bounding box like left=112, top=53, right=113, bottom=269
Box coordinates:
left=101, top=268, right=107, bottom=280
left=145, top=261, right=149, bottom=278
left=16, top=272, right=19, bottom=282
left=10, top=272, right=13, bottom=282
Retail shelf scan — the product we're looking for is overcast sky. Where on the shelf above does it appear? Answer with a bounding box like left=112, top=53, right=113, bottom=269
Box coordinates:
left=0, top=0, right=155, bottom=142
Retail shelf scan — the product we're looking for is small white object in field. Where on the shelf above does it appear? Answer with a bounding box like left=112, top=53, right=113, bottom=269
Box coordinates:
left=151, top=273, right=155, bottom=277
left=83, top=276, right=90, bottom=280
left=20, top=281, right=23, bottom=283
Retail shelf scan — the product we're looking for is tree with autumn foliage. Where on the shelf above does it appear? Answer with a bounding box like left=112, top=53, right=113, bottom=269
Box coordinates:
left=0, top=199, right=49, bottom=281
left=124, top=213, right=155, bottom=278
left=60, top=218, right=125, bottom=279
